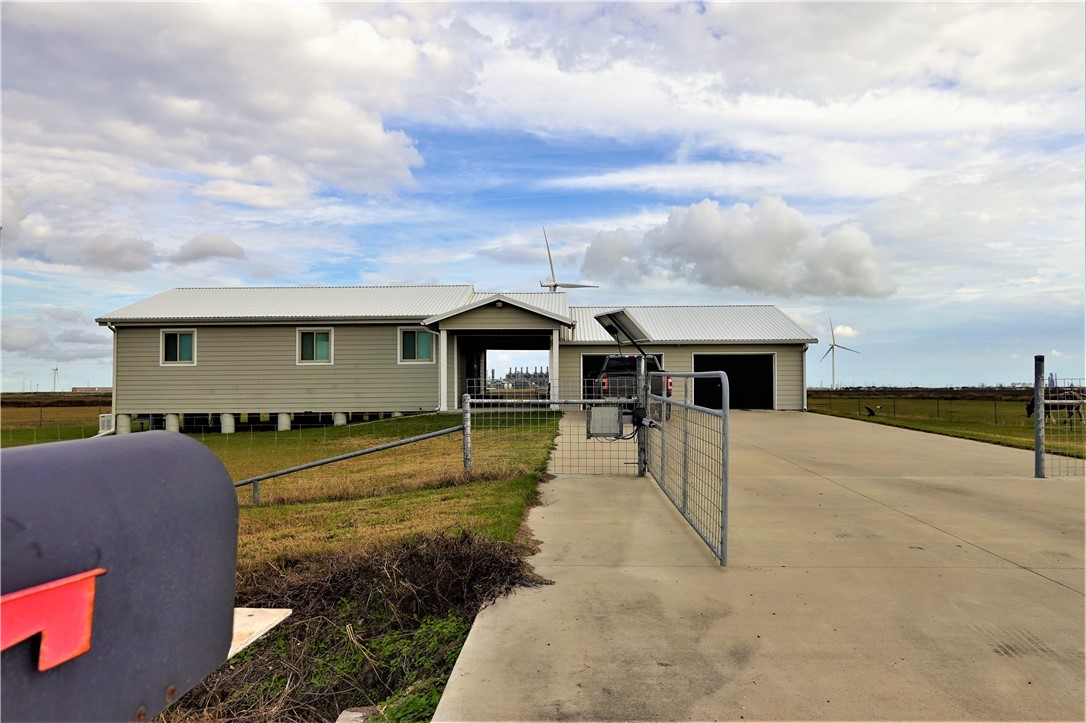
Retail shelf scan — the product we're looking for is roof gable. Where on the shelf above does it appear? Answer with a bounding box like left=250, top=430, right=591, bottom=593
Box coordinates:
left=423, top=293, right=573, bottom=327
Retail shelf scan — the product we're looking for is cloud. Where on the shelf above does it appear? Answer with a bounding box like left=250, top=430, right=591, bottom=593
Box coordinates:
left=83, top=235, right=156, bottom=272
left=168, top=233, right=247, bottom=264
left=56, top=329, right=110, bottom=344
left=582, top=197, right=896, bottom=298
left=834, top=325, right=861, bottom=339
left=1, top=185, right=29, bottom=243
left=37, top=307, right=92, bottom=323
left=1, top=326, right=50, bottom=353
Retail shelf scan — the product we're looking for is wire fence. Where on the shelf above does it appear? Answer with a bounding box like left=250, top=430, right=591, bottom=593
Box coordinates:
left=1040, top=378, right=1085, bottom=478
left=646, top=372, right=729, bottom=565
left=463, top=378, right=639, bottom=477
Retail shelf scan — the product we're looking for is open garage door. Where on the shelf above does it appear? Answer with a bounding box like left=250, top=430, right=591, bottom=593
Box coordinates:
left=694, top=354, right=774, bottom=410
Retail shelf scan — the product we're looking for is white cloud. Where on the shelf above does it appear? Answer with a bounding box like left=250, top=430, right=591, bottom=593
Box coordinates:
left=83, top=235, right=156, bottom=272
left=582, top=197, right=896, bottom=298
left=1, top=326, right=51, bottom=353
left=168, top=234, right=247, bottom=265
left=834, top=325, right=861, bottom=339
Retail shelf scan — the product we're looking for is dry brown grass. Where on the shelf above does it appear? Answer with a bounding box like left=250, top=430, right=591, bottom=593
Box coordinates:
left=1, top=404, right=106, bottom=430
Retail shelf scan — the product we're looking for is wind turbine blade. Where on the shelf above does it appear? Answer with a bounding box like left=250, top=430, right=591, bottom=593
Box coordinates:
left=829, top=318, right=836, bottom=345
left=819, top=347, right=833, bottom=362
left=542, top=227, right=557, bottom=286
left=555, top=282, right=599, bottom=289
left=837, top=344, right=860, bottom=354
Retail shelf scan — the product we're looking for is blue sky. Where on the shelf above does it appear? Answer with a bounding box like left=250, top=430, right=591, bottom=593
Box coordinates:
left=2, top=2, right=1083, bottom=391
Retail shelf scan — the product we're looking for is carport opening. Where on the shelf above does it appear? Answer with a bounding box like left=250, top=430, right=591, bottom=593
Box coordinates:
left=694, top=354, right=774, bottom=410
left=486, top=350, right=549, bottom=393
left=456, top=334, right=551, bottom=400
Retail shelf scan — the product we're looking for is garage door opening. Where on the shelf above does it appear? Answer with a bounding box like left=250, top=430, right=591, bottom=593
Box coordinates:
left=581, top=353, right=664, bottom=398
left=694, top=354, right=774, bottom=410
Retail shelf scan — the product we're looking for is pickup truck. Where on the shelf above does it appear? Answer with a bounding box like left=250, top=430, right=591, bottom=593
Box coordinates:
left=592, top=355, right=672, bottom=400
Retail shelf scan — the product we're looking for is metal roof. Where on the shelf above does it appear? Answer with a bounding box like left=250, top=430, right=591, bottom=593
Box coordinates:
left=424, top=293, right=573, bottom=327
left=97, top=286, right=816, bottom=345
left=97, top=285, right=476, bottom=323
left=569, top=306, right=817, bottom=344
left=469, top=292, right=570, bottom=318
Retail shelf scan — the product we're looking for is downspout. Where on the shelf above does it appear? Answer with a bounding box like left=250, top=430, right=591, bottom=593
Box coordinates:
left=94, top=323, right=118, bottom=437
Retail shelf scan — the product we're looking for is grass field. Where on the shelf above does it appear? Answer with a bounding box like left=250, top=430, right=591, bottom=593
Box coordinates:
left=2, top=403, right=558, bottom=721
left=808, top=392, right=1085, bottom=459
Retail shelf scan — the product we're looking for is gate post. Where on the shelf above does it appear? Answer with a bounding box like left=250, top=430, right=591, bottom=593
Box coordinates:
left=1034, top=355, right=1045, bottom=478
left=462, top=393, right=473, bottom=475
left=636, top=356, right=648, bottom=476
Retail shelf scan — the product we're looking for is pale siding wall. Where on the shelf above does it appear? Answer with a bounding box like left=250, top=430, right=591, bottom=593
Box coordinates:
left=558, top=343, right=808, bottom=410
left=438, top=304, right=562, bottom=330
left=113, top=325, right=440, bottom=413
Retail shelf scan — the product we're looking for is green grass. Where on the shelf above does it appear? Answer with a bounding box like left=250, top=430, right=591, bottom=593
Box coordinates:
left=808, top=394, right=1085, bottom=458
left=4, top=406, right=559, bottom=721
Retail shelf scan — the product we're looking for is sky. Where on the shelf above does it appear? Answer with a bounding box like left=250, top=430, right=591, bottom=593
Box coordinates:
left=2, top=2, right=1084, bottom=391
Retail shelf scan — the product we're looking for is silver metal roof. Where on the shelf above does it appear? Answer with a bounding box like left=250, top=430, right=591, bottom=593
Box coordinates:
left=98, top=285, right=815, bottom=345
left=470, top=292, right=570, bottom=318
left=569, top=306, right=817, bottom=344
left=425, top=293, right=572, bottom=327
left=97, top=285, right=475, bottom=323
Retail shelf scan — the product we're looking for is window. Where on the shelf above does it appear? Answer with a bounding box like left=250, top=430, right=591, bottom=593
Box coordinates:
left=298, top=328, right=333, bottom=364
left=400, top=329, right=435, bottom=363
left=161, top=330, right=196, bottom=365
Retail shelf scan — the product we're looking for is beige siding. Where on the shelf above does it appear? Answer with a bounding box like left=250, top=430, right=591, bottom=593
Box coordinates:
left=558, top=343, right=808, bottom=410
left=113, top=325, right=440, bottom=413
left=438, top=304, right=562, bottom=330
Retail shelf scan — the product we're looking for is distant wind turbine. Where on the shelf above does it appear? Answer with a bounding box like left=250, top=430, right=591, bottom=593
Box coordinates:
left=539, top=227, right=598, bottom=293
left=819, top=319, right=859, bottom=390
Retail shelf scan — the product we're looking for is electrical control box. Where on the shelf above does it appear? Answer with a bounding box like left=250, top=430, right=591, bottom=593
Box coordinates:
left=587, top=405, right=622, bottom=437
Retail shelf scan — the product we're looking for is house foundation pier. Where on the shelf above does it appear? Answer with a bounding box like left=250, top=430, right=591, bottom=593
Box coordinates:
left=165, top=413, right=180, bottom=432
left=333, top=412, right=348, bottom=426
left=277, top=413, right=291, bottom=431
left=116, top=414, right=132, bottom=435
left=221, top=413, right=235, bottom=434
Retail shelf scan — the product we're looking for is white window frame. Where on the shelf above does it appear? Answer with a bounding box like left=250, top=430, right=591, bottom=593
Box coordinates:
left=398, top=327, right=437, bottom=365
left=297, top=327, right=334, bottom=365
left=160, top=329, right=197, bottom=366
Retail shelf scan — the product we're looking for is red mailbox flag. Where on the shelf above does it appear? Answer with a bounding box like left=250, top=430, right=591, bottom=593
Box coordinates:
left=1, top=568, right=107, bottom=671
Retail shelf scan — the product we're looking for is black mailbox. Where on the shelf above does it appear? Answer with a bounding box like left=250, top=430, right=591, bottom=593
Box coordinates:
left=1, top=432, right=238, bottom=722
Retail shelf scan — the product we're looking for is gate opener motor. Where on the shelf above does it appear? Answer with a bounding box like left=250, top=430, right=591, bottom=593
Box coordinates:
left=1, top=432, right=290, bottom=721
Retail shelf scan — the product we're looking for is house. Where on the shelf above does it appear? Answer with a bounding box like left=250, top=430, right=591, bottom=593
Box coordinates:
left=96, top=285, right=817, bottom=432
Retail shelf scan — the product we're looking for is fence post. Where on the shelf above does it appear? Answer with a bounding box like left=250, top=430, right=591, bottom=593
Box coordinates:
left=719, top=371, right=730, bottom=567
left=252, top=480, right=260, bottom=505
left=462, top=393, right=473, bottom=475
left=681, top=380, right=690, bottom=516
left=1034, top=355, right=1045, bottom=478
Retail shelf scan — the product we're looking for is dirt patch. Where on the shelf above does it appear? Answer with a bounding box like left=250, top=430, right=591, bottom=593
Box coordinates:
left=162, top=531, right=545, bottom=722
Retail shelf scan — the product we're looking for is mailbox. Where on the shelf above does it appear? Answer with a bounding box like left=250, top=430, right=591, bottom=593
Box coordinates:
left=1, top=432, right=239, bottom=722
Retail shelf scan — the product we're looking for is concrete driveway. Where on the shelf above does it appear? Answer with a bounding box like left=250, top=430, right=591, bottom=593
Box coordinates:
left=434, top=411, right=1085, bottom=722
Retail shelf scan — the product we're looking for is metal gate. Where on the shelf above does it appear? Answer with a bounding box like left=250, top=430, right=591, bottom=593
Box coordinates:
left=646, top=371, right=730, bottom=565
left=462, top=365, right=731, bottom=564
left=1033, top=356, right=1085, bottom=478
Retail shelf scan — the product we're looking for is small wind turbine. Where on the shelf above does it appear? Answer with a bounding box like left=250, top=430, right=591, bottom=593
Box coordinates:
left=539, top=227, right=598, bottom=293
left=819, top=319, right=859, bottom=390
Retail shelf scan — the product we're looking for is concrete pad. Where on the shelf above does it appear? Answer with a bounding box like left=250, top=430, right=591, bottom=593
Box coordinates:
left=434, top=411, right=1085, bottom=722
